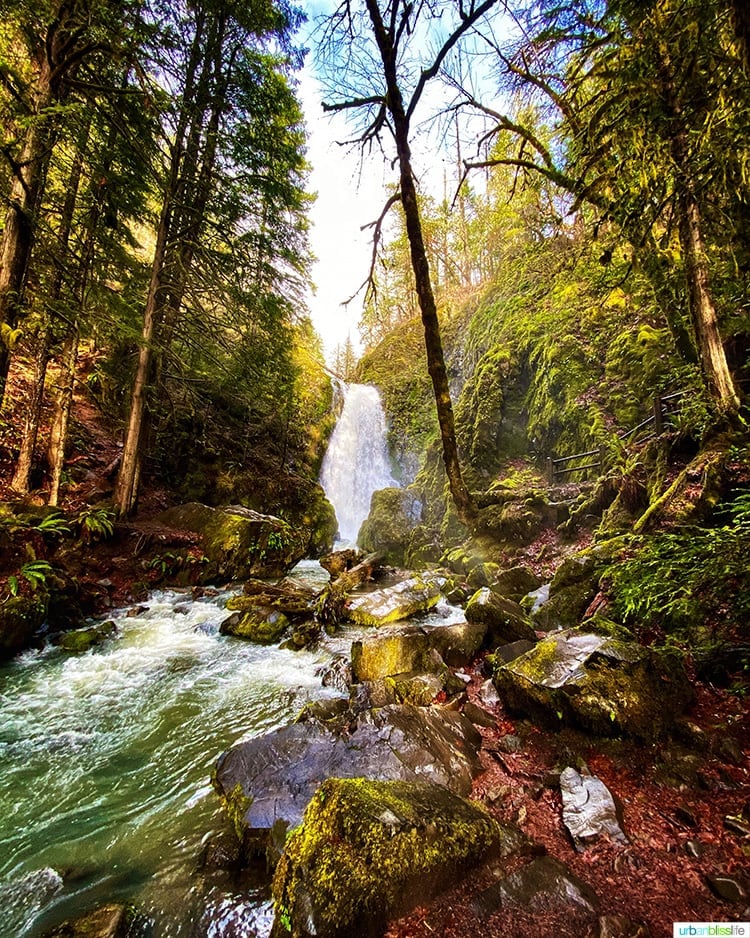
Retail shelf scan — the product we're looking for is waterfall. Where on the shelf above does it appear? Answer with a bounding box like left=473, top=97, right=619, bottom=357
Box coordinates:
left=320, top=383, right=397, bottom=545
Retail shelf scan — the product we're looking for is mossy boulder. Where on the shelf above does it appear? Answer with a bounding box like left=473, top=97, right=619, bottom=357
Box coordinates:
left=493, top=629, right=693, bottom=740
left=0, top=593, right=47, bottom=660
left=345, top=574, right=445, bottom=627
left=41, top=903, right=149, bottom=938
left=213, top=704, right=485, bottom=856
left=300, top=484, right=338, bottom=558
left=156, top=502, right=305, bottom=580
left=493, top=566, right=543, bottom=602
left=271, top=778, right=516, bottom=938
left=357, top=488, right=421, bottom=566
left=357, top=671, right=459, bottom=708
left=465, top=588, right=537, bottom=645
left=57, top=620, right=118, bottom=653
left=531, top=552, right=603, bottom=631
left=351, top=618, right=486, bottom=682
left=220, top=606, right=289, bottom=644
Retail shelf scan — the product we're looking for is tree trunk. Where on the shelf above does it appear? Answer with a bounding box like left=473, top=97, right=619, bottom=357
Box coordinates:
left=48, top=329, right=78, bottom=507
left=654, top=48, right=741, bottom=414
left=10, top=329, right=51, bottom=493
left=0, top=60, right=54, bottom=404
left=731, top=0, right=750, bottom=72
left=364, top=0, right=476, bottom=527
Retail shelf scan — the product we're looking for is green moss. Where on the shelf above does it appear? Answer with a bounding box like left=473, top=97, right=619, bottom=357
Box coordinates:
left=272, top=778, right=503, bottom=938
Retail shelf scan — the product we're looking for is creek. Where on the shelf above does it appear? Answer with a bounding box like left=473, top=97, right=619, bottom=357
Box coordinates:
left=0, top=564, right=346, bottom=937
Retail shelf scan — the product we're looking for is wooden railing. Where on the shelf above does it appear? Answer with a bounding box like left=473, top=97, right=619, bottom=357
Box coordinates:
left=545, top=389, right=687, bottom=484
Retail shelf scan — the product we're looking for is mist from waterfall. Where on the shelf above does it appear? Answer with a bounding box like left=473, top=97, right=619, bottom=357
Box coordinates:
left=320, top=383, right=397, bottom=545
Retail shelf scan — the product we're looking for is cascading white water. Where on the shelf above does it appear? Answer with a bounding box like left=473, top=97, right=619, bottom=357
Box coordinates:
left=319, top=383, right=397, bottom=544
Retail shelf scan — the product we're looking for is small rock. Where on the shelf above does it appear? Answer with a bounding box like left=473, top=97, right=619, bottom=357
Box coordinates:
left=126, top=605, right=148, bottom=617
left=705, top=873, right=747, bottom=903
left=684, top=839, right=703, bottom=858
left=478, top=679, right=500, bottom=707
left=560, top=767, right=627, bottom=850
left=717, top=736, right=744, bottom=766
left=473, top=855, right=598, bottom=918
left=596, top=914, right=650, bottom=938
left=723, top=816, right=750, bottom=838
left=463, top=701, right=497, bottom=728
left=497, top=734, right=523, bottom=754
left=675, top=806, right=699, bottom=828
left=494, top=639, right=536, bottom=663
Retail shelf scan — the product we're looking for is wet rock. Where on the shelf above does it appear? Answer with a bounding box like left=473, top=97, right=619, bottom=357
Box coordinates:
left=595, top=914, right=651, bottom=938
left=56, top=620, right=118, bottom=653
left=705, top=873, right=748, bottom=903
left=684, top=839, right=703, bottom=858
left=232, top=579, right=316, bottom=617
left=156, top=502, right=305, bottom=580
left=351, top=627, right=433, bottom=682
left=42, top=903, right=150, bottom=937
left=467, top=562, right=501, bottom=589
left=560, top=767, right=628, bottom=850
left=492, top=566, right=542, bottom=602
left=346, top=573, right=446, bottom=626
left=428, top=619, right=487, bottom=667
left=319, top=548, right=362, bottom=578
left=356, top=671, right=459, bottom=708
left=497, top=734, right=523, bottom=754
left=317, top=655, right=352, bottom=693
left=213, top=704, right=484, bottom=855
left=493, top=629, right=693, bottom=739
left=0, top=868, right=63, bottom=936
left=271, top=778, right=522, bottom=938
left=464, top=588, right=537, bottom=645
left=219, top=606, right=289, bottom=644
left=494, top=639, right=536, bottom=664
left=473, top=855, right=598, bottom=918
left=357, top=488, right=422, bottom=566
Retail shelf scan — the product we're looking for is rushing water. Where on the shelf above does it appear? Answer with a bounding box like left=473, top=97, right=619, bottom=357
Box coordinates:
left=319, top=383, right=397, bottom=544
left=0, top=568, right=346, bottom=937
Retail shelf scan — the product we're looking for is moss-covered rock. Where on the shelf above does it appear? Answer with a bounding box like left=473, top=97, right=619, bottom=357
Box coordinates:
left=156, top=502, right=305, bottom=580
left=0, top=593, right=47, bottom=660
left=41, top=903, right=149, bottom=938
left=465, top=588, right=537, bottom=645
left=57, top=620, right=118, bottom=653
left=271, top=778, right=515, bottom=938
left=492, top=566, right=543, bottom=602
left=345, top=574, right=445, bottom=627
left=493, top=629, right=693, bottom=740
left=357, top=488, right=421, bottom=566
left=220, top=606, right=289, bottom=644
left=351, top=628, right=434, bottom=682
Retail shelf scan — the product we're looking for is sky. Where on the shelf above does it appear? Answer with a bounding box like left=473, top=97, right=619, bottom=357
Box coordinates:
left=298, top=65, right=390, bottom=365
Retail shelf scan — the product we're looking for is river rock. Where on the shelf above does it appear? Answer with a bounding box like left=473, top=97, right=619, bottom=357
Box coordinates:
left=42, top=903, right=149, bottom=938
left=57, top=620, right=118, bottom=653
left=271, top=778, right=521, bottom=938
left=473, top=855, right=598, bottom=919
left=213, top=704, right=484, bottom=853
left=350, top=617, right=486, bottom=682
left=464, top=588, right=537, bottom=645
left=0, top=868, right=63, bottom=936
left=493, top=629, right=693, bottom=739
left=155, top=502, right=305, bottom=580
left=220, top=605, right=289, bottom=644
left=346, top=573, right=446, bottom=626
left=560, top=767, right=628, bottom=850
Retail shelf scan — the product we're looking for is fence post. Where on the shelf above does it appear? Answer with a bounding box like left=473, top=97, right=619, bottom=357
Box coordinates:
left=653, top=394, right=663, bottom=434
left=599, top=444, right=607, bottom=475
left=546, top=457, right=555, bottom=485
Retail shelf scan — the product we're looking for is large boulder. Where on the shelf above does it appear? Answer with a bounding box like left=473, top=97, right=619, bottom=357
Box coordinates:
left=357, top=488, right=421, bottom=566
left=346, top=574, right=446, bottom=627
left=271, top=778, right=519, bottom=938
left=465, top=588, right=537, bottom=645
left=156, top=502, right=305, bottom=580
left=493, top=629, right=693, bottom=739
left=532, top=552, right=603, bottom=632
left=42, top=903, right=149, bottom=938
left=0, top=594, right=47, bottom=660
left=220, top=605, right=289, bottom=644
left=213, top=704, right=484, bottom=854
left=351, top=617, right=486, bottom=682
left=560, top=767, right=628, bottom=850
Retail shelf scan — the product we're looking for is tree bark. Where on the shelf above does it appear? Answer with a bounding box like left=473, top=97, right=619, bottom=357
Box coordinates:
left=48, top=329, right=78, bottom=507
left=363, top=0, right=476, bottom=528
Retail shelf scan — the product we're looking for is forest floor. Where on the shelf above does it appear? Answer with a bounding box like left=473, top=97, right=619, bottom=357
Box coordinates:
left=1, top=369, right=749, bottom=938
